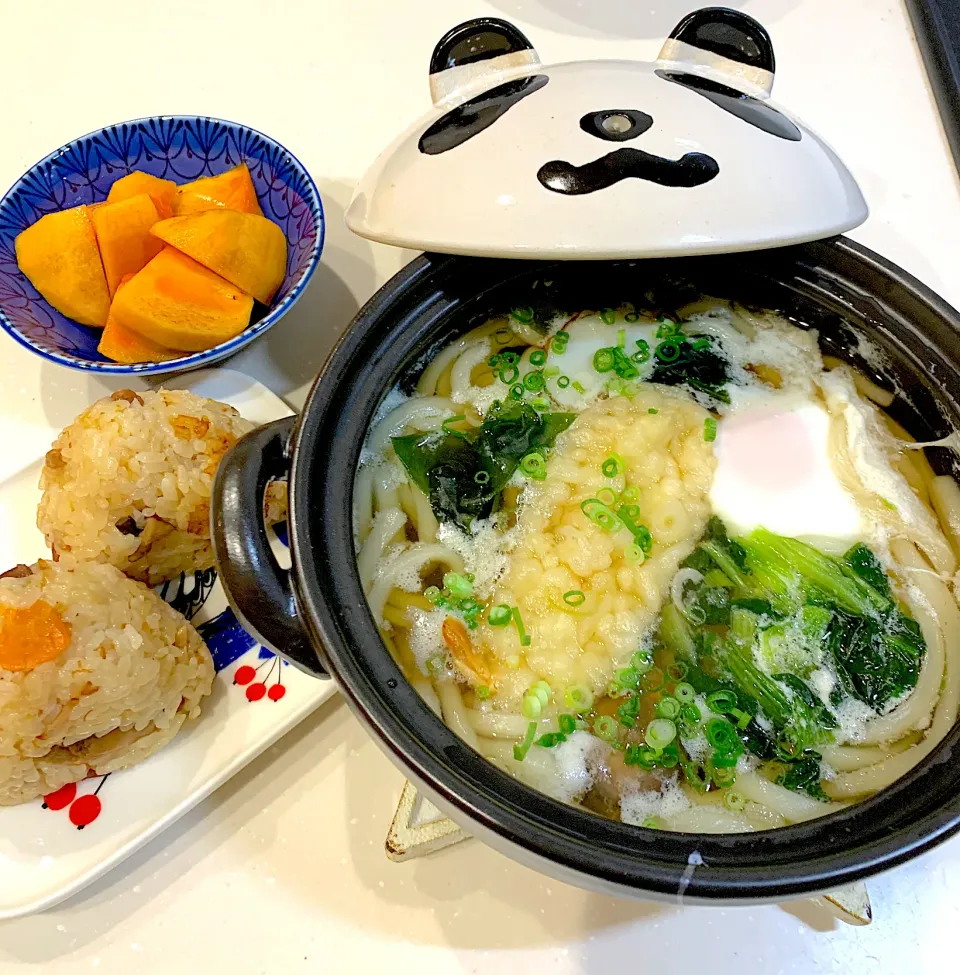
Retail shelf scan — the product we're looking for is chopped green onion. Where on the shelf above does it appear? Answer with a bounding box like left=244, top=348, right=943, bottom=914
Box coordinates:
left=631, top=650, right=654, bottom=675
left=543, top=365, right=560, bottom=378
left=487, top=354, right=502, bottom=368
left=443, top=572, right=473, bottom=598
left=500, top=351, right=519, bottom=365
left=634, top=525, right=653, bottom=554
left=593, top=715, right=620, bottom=742
left=563, top=589, right=585, bottom=607
left=531, top=397, right=550, bottom=411
left=475, top=685, right=491, bottom=700
left=580, top=498, right=623, bottom=533
left=656, top=696, right=681, bottom=720
left=617, top=328, right=626, bottom=348
left=558, top=713, right=576, bottom=735
left=530, top=349, right=547, bottom=366
left=520, top=451, right=547, bottom=480
left=711, top=765, right=737, bottom=787
left=705, top=717, right=740, bottom=753
left=624, top=311, right=640, bottom=323
left=706, top=689, right=738, bottom=714
left=678, top=703, right=702, bottom=733
left=691, top=337, right=711, bottom=351
left=621, top=485, right=639, bottom=502
left=523, top=370, right=545, bottom=391
left=531, top=680, right=551, bottom=704
left=536, top=732, right=566, bottom=747
left=513, top=607, right=532, bottom=646
left=509, top=383, right=524, bottom=400
left=424, top=585, right=441, bottom=604
left=667, top=661, right=689, bottom=681
left=703, top=417, right=718, bottom=442
left=625, top=544, right=644, bottom=564
left=513, top=721, right=538, bottom=761
left=557, top=375, right=571, bottom=388
left=593, top=348, right=616, bottom=373
left=711, top=749, right=739, bottom=769
left=600, top=308, right=617, bottom=325
left=564, top=683, right=594, bottom=710
left=572, top=380, right=586, bottom=394
left=596, top=487, right=619, bottom=507
left=684, top=761, right=710, bottom=792
left=473, top=470, right=490, bottom=484
left=602, top=453, right=625, bottom=478
left=723, top=790, right=747, bottom=812
left=647, top=407, right=658, bottom=414
left=654, top=339, right=683, bottom=362
left=426, top=654, right=446, bottom=676
left=616, top=667, right=640, bottom=690
left=641, top=816, right=660, bottom=829
left=521, top=692, right=542, bottom=720
left=674, top=682, right=696, bottom=704
left=731, top=708, right=752, bottom=730
left=499, top=365, right=520, bottom=384
left=488, top=604, right=513, bottom=626
left=617, top=693, right=641, bottom=728
left=511, top=306, right=534, bottom=323
left=646, top=717, right=677, bottom=750
left=631, top=339, right=651, bottom=364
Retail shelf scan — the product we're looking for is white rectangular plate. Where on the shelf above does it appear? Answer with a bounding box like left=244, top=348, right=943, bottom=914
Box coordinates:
left=0, top=369, right=336, bottom=920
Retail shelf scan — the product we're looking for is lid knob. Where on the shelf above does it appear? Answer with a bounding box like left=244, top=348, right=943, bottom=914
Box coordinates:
left=659, top=7, right=776, bottom=95
left=428, top=17, right=542, bottom=106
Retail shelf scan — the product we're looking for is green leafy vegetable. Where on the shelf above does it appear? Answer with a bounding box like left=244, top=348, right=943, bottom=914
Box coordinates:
left=656, top=520, right=927, bottom=799
left=392, top=401, right=575, bottom=530
left=843, top=542, right=892, bottom=598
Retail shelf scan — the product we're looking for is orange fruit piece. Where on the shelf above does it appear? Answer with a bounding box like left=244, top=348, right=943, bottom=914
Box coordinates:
left=173, top=163, right=262, bottom=217
left=107, top=171, right=177, bottom=219
left=151, top=209, right=287, bottom=304
left=15, top=206, right=110, bottom=327
left=110, top=247, right=253, bottom=352
left=90, top=194, right=164, bottom=297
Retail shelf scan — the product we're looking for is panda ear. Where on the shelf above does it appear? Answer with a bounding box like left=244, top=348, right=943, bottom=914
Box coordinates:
left=658, top=8, right=775, bottom=96
left=429, top=18, right=541, bottom=106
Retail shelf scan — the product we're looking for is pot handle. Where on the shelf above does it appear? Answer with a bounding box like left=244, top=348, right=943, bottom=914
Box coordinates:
left=212, top=416, right=328, bottom=679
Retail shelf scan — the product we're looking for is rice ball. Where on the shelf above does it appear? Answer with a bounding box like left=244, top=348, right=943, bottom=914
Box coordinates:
left=0, top=560, right=214, bottom=805
left=37, top=388, right=287, bottom=585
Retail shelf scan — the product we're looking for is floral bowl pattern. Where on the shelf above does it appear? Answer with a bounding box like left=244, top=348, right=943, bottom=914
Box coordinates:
left=0, top=116, right=324, bottom=374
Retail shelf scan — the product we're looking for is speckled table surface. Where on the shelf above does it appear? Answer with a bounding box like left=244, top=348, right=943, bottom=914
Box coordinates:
left=1, top=1, right=959, bottom=971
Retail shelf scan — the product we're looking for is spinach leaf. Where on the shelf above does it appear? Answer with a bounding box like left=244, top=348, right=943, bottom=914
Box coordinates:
left=825, top=610, right=923, bottom=713
left=392, top=401, right=575, bottom=530
left=776, top=753, right=829, bottom=801
left=843, top=543, right=892, bottom=598
left=651, top=335, right=730, bottom=402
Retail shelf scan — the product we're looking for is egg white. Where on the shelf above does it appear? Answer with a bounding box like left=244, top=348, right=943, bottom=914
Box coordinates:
left=709, top=393, right=864, bottom=553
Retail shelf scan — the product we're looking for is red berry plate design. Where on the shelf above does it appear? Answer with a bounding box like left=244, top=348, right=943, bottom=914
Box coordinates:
left=42, top=775, right=109, bottom=830
left=234, top=652, right=286, bottom=703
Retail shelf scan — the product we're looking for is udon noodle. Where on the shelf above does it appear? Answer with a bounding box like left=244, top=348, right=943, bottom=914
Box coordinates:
left=354, top=293, right=960, bottom=833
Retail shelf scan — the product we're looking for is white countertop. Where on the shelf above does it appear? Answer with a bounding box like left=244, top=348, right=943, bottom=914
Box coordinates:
left=2, top=0, right=959, bottom=971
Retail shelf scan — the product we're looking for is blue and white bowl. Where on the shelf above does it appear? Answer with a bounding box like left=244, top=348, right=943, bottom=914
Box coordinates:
left=0, top=116, right=324, bottom=375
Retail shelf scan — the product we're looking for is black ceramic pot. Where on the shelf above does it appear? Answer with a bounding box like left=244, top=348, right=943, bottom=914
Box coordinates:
left=212, top=238, right=960, bottom=903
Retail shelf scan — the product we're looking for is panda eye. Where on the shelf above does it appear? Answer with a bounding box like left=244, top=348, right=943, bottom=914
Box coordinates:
left=580, top=110, right=653, bottom=142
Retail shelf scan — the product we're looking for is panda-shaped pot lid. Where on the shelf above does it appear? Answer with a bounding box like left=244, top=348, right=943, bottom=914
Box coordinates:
left=346, top=8, right=867, bottom=260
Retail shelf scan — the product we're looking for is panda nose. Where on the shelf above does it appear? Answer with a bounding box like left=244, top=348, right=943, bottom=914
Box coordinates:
left=580, top=109, right=654, bottom=142
left=602, top=114, right=633, bottom=135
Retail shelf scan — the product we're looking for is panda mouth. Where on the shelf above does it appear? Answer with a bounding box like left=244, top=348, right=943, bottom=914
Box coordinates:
left=537, top=147, right=719, bottom=195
